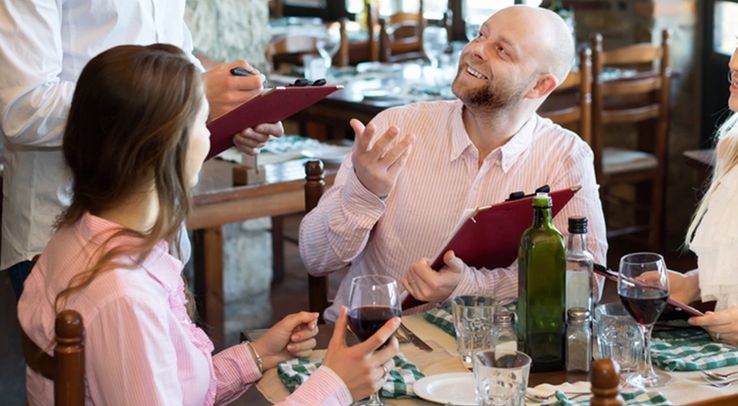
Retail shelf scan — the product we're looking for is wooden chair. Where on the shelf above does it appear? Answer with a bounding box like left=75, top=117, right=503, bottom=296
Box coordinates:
left=338, top=0, right=381, bottom=65
left=304, top=160, right=331, bottom=320
left=591, top=30, right=671, bottom=252
left=21, top=310, right=85, bottom=406
left=378, top=1, right=426, bottom=63
left=539, top=45, right=593, bottom=145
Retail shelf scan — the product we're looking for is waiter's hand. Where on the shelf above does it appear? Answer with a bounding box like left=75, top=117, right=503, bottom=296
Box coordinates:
left=233, top=122, right=284, bottom=155
left=402, top=250, right=466, bottom=303
left=202, top=60, right=264, bottom=120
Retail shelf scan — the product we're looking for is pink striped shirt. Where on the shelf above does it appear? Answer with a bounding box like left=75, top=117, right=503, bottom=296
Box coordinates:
left=300, top=100, right=607, bottom=321
left=18, top=213, right=352, bottom=405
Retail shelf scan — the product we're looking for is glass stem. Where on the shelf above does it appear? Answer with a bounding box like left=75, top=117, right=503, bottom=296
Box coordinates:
left=367, top=391, right=382, bottom=406
left=639, top=323, right=657, bottom=379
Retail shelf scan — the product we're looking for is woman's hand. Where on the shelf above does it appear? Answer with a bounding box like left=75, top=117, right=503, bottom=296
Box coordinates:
left=640, top=269, right=700, bottom=304
left=251, top=311, right=320, bottom=371
left=322, top=306, right=400, bottom=402
left=689, top=308, right=738, bottom=345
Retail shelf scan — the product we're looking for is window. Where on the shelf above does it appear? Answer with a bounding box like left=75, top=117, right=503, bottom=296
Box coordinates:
left=714, top=1, right=738, bottom=55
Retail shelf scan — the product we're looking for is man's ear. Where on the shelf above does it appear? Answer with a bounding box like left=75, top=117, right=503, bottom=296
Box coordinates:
left=525, top=73, right=558, bottom=99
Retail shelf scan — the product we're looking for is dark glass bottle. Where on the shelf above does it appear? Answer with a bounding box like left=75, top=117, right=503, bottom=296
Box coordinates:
left=518, top=193, right=566, bottom=371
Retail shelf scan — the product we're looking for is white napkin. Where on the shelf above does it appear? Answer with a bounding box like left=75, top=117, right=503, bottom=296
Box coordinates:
left=526, top=381, right=590, bottom=403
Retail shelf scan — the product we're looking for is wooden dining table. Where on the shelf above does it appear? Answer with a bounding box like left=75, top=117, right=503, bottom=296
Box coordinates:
left=187, top=157, right=338, bottom=349
left=244, top=309, right=738, bottom=406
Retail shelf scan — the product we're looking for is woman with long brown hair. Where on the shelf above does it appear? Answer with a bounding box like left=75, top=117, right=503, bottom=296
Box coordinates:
left=17, top=44, right=398, bottom=405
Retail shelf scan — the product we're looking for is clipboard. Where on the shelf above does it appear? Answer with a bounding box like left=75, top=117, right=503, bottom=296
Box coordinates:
left=402, top=185, right=581, bottom=310
left=206, top=85, right=342, bottom=160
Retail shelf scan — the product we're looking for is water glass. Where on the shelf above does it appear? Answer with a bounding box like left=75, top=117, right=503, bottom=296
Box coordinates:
left=316, top=23, right=341, bottom=69
left=452, top=296, right=495, bottom=367
left=423, top=25, right=448, bottom=68
left=473, top=350, right=531, bottom=406
left=303, top=55, right=327, bottom=81
left=593, top=302, right=642, bottom=372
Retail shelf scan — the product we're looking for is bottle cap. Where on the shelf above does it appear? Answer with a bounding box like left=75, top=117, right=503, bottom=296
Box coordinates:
left=494, top=310, right=514, bottom=325
left=532, top=193, right=552, bottom=208
left=567, top=307, right=590, bottom=324
left=568, top=216, right=588, bottom=234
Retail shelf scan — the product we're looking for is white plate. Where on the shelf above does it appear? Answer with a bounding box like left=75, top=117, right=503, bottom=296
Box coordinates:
left=414, top=372, right=476, bottom=406
left=300, top=145, right=352, bottom=164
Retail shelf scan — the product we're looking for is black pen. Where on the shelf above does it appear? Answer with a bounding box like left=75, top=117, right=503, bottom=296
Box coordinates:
left=230, top=67, right=254, bottom=76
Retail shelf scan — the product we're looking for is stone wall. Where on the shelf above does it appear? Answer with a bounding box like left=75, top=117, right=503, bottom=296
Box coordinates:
left=566, top=0, right=702, bottom=253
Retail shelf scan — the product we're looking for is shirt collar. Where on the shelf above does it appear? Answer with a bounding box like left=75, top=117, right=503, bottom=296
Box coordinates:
left=78, top=212, right=182, bottom=291
left=449, top=101, right=538, bottom=172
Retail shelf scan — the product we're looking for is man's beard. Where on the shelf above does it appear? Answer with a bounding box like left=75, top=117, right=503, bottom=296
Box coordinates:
left=452, top=75, right=524, bottom=112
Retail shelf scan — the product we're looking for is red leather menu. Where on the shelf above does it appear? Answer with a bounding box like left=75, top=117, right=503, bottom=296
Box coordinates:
left=402, top=186, right=581, bottom=310
left=206, top=85, right=342, bottom=160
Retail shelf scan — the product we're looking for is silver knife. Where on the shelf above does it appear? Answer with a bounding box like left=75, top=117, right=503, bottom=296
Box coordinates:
left=399, top=322, right=433, bottom=352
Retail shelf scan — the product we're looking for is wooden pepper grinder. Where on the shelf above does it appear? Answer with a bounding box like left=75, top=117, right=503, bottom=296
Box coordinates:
left=590, top=359, right=625, bottom=406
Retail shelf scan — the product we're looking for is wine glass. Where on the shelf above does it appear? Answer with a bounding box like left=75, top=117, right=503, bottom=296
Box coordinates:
left=422, top=25, right=448, bottom=69
left=316, top=23, right=341, bottom=70
left=347, top=275, right=401, bottom=406
left=617, top=252, right=671, bottom=388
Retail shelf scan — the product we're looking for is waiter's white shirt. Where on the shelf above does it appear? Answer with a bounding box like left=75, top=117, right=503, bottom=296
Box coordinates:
left=0, top=0, right=201, bottom=269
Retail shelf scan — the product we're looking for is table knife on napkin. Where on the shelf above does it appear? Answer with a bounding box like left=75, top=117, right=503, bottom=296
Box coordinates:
left=399, top=322, right=433, bottom=352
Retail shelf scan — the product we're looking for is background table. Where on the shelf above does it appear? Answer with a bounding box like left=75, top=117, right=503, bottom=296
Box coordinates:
left=188, top=158, right=337, bottom=348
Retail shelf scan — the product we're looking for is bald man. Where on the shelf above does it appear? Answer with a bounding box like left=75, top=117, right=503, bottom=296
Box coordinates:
left=300, top=6, right=607, bottom=320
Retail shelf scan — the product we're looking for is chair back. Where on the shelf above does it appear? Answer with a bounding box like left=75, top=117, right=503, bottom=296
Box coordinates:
left=591, top=30, right=671, bottom=181
left=268, top=21, right=350, bottom=72
left=539, top=45, right=593, bottom=145
left=590, top=30, right=671, bottom=251
left=21, top=310, right=85, bottom=406
left=378, top=1, right=426, bottom=63
left=304, top=160, right=331, bottom=320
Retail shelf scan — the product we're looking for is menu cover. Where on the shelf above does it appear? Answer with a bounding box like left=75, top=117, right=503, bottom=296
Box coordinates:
left=402, top=185, right=581, bottom=310
left=206, top=85, right=342, bottom=160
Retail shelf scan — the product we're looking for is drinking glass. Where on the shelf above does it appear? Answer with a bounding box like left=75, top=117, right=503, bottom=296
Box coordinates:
left=593, top=302, right=643, bottom=372
left=618, top=252, right=671, bottom=388
left=473, top=350, right=531, bottom=406
left=347, top=275, right=401, bottom=406
left=423, top=25, right=448, bottom=69
left=452, top=295, right=495, bottom=368
left=316, top=23, right=341, bottom=70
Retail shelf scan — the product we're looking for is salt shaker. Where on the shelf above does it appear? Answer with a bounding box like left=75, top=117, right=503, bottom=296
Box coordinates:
left=491, top=310, right=517, bottom=352
left=566, top=307, right=592, bottom=373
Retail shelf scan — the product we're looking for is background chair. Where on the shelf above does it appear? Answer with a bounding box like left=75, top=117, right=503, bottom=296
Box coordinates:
left=591, top=30, right=671, bottom=252
left=21, top=310, right=85, bottom=406
left=539, top=45, right=593, bottom=145
left=378, top=0, right=426, bottom=63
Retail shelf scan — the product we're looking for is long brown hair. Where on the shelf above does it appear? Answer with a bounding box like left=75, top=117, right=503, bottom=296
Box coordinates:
left=55, top=44, right=203, bottom=312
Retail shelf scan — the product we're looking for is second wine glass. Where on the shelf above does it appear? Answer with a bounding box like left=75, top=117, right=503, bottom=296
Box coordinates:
left=618, top=252, right=671, bottom=388
left=347, top=275, right=401, bottom=406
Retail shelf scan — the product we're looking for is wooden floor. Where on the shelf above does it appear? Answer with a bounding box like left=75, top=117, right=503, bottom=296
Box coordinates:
left=0, top=212, right=697, bottom=404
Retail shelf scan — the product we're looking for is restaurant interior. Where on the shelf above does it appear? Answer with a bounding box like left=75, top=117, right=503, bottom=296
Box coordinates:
left=1, top=0, right=737, bottom=405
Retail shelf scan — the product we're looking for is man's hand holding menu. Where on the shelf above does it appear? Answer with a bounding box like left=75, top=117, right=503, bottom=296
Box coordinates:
left=402, top=250, right=467, bottom=303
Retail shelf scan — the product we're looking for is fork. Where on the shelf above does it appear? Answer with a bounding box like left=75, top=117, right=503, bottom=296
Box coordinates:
left=701, top=369, right=738, bottom=381
left=703, top=376, right=738, bottom=388
left=525, top=391, right=589, bottom=403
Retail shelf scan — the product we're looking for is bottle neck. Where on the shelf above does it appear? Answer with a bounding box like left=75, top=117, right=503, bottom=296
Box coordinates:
left=567, top=232, right=588, bottom=252
left=533, top=206, right=553, bottom=228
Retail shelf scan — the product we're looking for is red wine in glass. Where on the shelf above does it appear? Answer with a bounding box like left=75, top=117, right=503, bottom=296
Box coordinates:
left=619, top=288, right=669, bottom=325
left=348, top=305, right=401, bottom=341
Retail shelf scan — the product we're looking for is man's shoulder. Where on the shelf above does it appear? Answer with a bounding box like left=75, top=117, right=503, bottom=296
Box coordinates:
left=533, top=115, right=592, bottom=154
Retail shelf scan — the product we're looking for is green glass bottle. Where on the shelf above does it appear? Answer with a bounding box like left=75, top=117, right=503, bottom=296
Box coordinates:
left=517, top=193, right=566, bottom=371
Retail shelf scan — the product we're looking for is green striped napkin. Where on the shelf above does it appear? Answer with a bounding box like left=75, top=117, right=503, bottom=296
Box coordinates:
left=651, top=328, right=738, bottom=371
left=553, top=389, right=672, bottom=405
left=277, top=353, right=424, bottom=398
left=423, top=302, right=517, bottom=337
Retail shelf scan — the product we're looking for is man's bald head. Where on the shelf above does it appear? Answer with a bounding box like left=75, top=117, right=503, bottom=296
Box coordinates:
left=490, top=6, right=575, bottom=83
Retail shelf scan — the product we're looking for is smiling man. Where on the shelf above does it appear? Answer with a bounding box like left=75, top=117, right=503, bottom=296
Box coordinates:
left=299, top=5, right=607, bottom=321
